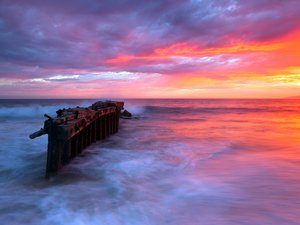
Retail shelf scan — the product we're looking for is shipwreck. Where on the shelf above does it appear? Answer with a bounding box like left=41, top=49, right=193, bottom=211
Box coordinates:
left=30, top=100, right=127, bottom=178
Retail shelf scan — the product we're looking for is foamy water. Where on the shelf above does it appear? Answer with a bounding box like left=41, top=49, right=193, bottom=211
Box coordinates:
left=0, top=99, right=299, bottom=225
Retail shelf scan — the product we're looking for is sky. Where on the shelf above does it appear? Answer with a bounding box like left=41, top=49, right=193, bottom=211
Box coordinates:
left=0, top=0, right=300, bottom=99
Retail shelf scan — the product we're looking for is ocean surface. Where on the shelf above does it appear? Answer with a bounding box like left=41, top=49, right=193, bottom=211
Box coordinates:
left=0, top=99, right=299, bottom=225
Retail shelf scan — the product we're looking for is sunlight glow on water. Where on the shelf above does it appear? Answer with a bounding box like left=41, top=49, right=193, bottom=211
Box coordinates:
left=0, top=99, right=299, bottom=225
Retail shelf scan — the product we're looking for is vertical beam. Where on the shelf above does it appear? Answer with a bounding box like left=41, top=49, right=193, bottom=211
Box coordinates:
left=108, top=113, right=111, bottom=135
left=106, top=114, right=109, bottom=137
left=116, top=109, right=120, bottom=132
left=93, top=121, right=98, bottom=142
left=46, top=122, right=62, bottom=178
left=107, top=114, right=110, bottom=137
left=71, top=135, right=78, bottom=158
left=113, top=111, right=117, bottom=133
left=106, top=114, right=110, bottom=137
left=82, top=128, right=87, bottom=150
left=111, top=112, right=115, bottom=134
left=62, top=139, right=71, bottom=165
left=91, top=121, right=96, bottom=143
left=86, top=125, right=91, bottom=147
left=77, top=130, right=83, bottom=154
left=96, top=117, right=101, bottom=140
left=101, top=115, right=107, bottom=139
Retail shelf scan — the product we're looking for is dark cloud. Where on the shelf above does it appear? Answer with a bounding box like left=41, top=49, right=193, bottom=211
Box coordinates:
left=0, top=0, right=300, bottom=78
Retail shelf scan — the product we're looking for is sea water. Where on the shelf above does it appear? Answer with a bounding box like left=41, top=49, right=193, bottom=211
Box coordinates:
left=0, top=99, right=299, bottom=225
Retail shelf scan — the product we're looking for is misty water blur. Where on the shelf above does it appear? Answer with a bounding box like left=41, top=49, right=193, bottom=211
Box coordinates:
left=0, top=99, right=299, bottom=225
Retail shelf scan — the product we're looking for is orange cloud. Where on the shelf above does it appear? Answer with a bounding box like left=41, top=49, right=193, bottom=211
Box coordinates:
left=106, top=41, right=283, bottom=64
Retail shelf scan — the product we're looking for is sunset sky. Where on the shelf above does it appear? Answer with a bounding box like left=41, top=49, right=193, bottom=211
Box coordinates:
left=0, top=0, right=300, bottom=98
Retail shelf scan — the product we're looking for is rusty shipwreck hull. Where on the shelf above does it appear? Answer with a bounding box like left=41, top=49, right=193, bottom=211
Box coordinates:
left=30, top=101, right=124, bottom=178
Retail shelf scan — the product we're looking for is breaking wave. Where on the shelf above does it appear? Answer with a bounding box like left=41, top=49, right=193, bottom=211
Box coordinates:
left=0, top=99, right=98, bottom=119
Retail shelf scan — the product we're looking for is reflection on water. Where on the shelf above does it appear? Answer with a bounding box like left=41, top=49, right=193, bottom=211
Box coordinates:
left=0, top=99, right=299, bottom=225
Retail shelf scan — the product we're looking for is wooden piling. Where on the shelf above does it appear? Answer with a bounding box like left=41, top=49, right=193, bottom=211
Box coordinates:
left=62, top=140, right=71, bottom=164
left=91, top=121, right=96, bottom=143
left=96, top=117, right=101, bottom=141
left=71, top=135, right=78, bottom=158
left=82, top=128, right=87, bottom=150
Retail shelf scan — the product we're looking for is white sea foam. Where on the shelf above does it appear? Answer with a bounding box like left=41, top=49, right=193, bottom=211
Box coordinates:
left=124, top=105, right=146, bottom=116
left=0, top=100, right=94, bottom=119
left=0, top=104, right=78, bottom=119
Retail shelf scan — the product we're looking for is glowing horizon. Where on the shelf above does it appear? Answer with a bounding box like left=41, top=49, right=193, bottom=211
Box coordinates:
left=0, top=0, right=300, bottom=99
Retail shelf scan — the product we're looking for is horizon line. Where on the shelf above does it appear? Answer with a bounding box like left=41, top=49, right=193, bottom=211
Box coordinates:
left=0, top=97, right=299, bottom=100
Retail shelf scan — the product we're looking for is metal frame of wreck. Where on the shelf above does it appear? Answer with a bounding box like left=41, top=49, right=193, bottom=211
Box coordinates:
left=30, top=101, right=124, bottom=178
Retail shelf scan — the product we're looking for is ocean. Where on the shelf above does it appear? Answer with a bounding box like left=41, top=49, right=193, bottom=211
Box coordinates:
left=0, top=99, right=299, bottom=225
